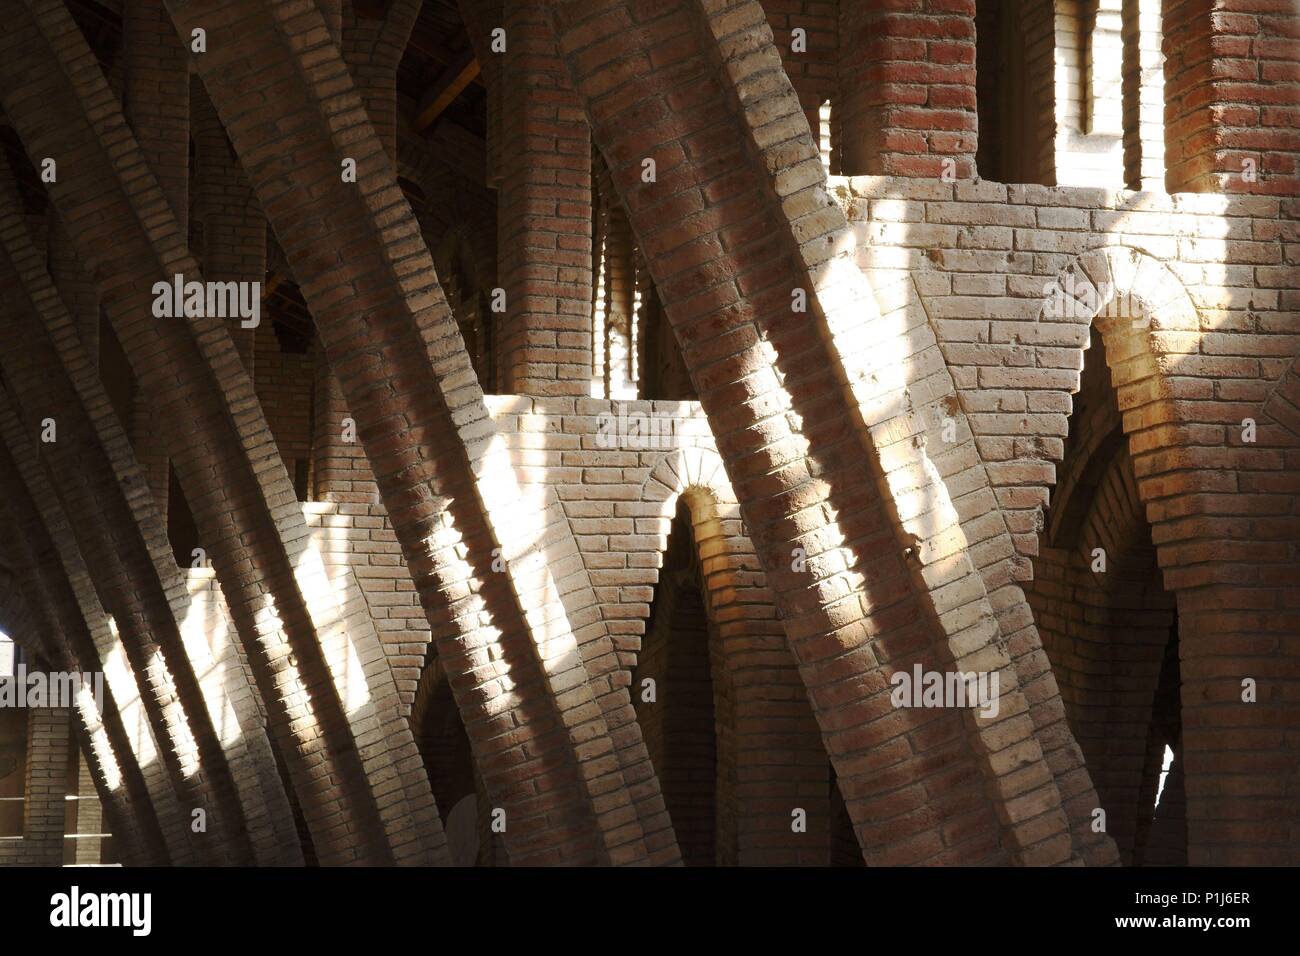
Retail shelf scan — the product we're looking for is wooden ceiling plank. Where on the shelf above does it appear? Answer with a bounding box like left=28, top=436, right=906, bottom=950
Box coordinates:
left=413, top=53, right=481, bottom=132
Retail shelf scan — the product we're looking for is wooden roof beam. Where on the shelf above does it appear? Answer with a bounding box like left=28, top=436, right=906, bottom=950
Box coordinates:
left=413, top=51, right=480, bottom=132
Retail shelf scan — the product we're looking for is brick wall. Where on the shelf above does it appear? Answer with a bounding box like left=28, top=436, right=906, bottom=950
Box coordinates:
left=1163, top=0, right=1300, bottom=195
left=2, top=0, right=1297, bottom=869
left=0, top=707, right=70, bottom=866
left=479, top=395, right=843, bottom=864
left=838, top=174, right=1300, bottom=862
left=838, top=0, right=978, bottom=178
left=838, top=175, right=1297, bottom=572
left=496, top=0, right=594, bottom=395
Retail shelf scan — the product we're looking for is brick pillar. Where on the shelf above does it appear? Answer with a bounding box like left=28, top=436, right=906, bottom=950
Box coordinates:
left=308, top=0, right=418, bottom=501
left=23, top=707, right=71, bottom=866
left=496, top=0, right=593, bottom=395
left=1177, top=583, right=1300, bottom=863
left=123, top=0, right=188, bottom=526
left=1163, top=0, right=1300, bottom=194
left=47, top=216, right=99, bottom=363
left=193, top=78, right=265, bottom=374
left=837, top=0, right=977, bottom=178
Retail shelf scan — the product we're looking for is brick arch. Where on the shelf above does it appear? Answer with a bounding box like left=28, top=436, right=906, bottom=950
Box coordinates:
left=1047, top=246, right=1200, bottom=340
left=409, top=657, right=483, bottom=864
left=640, top=447, right=839, bottom=865
left=1028, top=395, right=1178, bottom=864
left=1040, top=246, right=1202, bottom=534
left=552, top=0, right=1083, bottom=865
left=1042, top=245, right=1300, bottom=863
left=162, top=0, right=672, bottom=865
left=0, top=184, right=301, bottom=864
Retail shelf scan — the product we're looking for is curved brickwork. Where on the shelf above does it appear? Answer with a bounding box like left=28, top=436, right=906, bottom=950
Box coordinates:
left=0, top=0, right=1292, bottom=869
left=0, top=0, right=442, bottom=866
left=1027, top=353, right=1178, bottom=863
left=0, top=411, right=178, bottom=864
left=846, top=185, right=1300, bottom=863
left=1061, top=250, right=1300, bottom=864
left=488, top=397, right=832, bottom=862
left=547, top=0, right=1093, bottom=864
left=643, top=448, right=833, bottom=864
left=163, top=0, right=670, bottom=865
left=0, top=168, right=304, bottom=865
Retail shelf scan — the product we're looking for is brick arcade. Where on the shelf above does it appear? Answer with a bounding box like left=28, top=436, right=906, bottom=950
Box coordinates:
left=0, top=0, right=1296, bottom=870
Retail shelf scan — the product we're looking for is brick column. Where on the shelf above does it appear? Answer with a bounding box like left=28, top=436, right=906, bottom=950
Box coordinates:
left=193, top=78, right=264, bottom=374
left=22, top=707, right=71, bottom=866
left=308, top=0, right=419, bottom=501
left=1163, top=0, right=1300, bottom=194
left=496, top=0, right=593, bottom=395
left=123, top=0, right=188, bottom=527
left=837, top=0, right=977, bottom=178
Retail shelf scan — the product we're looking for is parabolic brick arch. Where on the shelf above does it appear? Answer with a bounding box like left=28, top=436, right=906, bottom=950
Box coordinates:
left=0, top=0, right=1295, bottom=871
